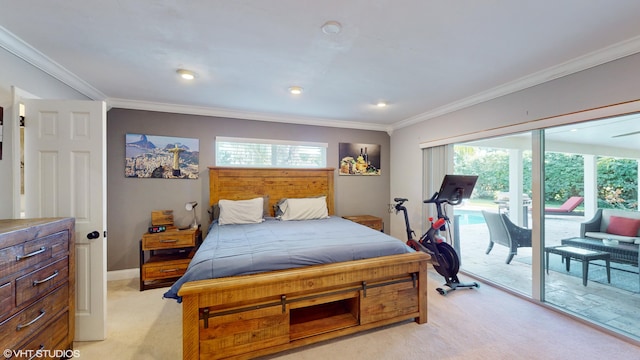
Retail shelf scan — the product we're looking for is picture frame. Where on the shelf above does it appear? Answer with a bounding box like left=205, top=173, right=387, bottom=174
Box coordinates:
left=338, top=143, right=381, bottom=175
left=125, top=133, right=199, bottom=179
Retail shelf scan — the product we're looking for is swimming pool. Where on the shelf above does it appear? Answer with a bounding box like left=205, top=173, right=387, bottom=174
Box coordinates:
left=455, top=209, right=485, bottom=226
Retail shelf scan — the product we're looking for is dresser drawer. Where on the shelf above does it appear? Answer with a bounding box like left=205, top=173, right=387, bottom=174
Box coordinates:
left=0, top=284, right=69, bottom=350
left=0, top=231, right=69, bottom=280
left=0, top=281, right=13, bottom=321
left=10, top=311, right=69, bottom=360
left=360, top=277, right=418, bottom=325
left=15, top=258, right=69, bottom=308
left=0, top=218, right=74, bottom=356
left=142, top=231, right=196, bottom=250
left=143, top=258, right=191, bottom=281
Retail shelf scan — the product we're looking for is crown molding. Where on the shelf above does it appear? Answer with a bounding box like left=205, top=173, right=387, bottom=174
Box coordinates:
left=0, top=26, right=107, bottom=101
left=3, top=24, right=640, bottom=133
left=391, top=34, right=640, bottom=130
left=108, top=97, right=390, bottom=132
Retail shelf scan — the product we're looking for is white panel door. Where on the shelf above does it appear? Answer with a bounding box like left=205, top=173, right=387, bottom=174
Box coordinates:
left=24, top=99, right=107, bottom=341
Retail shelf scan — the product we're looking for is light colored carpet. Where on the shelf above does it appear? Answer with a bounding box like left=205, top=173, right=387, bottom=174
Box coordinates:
left=75, top=270, right=640, bottom=359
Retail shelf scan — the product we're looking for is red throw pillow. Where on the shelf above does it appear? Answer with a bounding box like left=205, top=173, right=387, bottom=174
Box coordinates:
left=606, top=215, right=640, bottom=237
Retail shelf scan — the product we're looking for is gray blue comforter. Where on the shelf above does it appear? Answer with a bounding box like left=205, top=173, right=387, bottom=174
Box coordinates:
left=163, top=216, right=413, bottom=302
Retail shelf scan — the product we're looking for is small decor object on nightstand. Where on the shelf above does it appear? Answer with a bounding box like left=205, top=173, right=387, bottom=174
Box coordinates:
left=151, top=210, right=174, bottom=227
left=148, top=225, right=167, bottom=233
left=185, top=201, right=199, bottom=229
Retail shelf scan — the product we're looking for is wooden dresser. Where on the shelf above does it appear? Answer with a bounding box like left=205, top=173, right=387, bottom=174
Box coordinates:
left=0, top=218, right=75, bottom=358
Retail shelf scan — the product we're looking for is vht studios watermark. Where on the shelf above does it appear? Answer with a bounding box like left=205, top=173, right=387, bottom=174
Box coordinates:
left=3, top=348, right=80, bottom=359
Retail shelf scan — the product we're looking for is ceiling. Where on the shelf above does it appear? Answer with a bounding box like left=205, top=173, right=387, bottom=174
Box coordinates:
left=2, top=0, right=640, bottom=135
left=467, top=111, right=640, bottom=157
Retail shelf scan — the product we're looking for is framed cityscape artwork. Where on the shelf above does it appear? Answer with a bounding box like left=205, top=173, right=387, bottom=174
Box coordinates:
left=125, top=133, right=199, bottom=179
left=338, top=143, right=381, bottom=175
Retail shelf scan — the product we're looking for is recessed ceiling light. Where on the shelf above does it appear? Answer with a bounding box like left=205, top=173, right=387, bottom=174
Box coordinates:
left=177, top=69, right=196, bottom=80
left=289, top=86, right=303, bottom=95
left=376, top=101, right=387, bottom=107
left=321, top=21, right=342, bottom=35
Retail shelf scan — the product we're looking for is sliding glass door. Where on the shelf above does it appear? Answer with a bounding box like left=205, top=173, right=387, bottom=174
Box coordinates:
left=542, top=115, right=640, bottom=340
left=444, top=112, right=639, bottom=341
left=453, top=132, right=533, bottom=296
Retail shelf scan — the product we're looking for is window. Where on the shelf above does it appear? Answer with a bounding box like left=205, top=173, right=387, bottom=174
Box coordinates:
left=448, top=112, right=640, bottom=341
left=216, top=137, right=327, bottom=168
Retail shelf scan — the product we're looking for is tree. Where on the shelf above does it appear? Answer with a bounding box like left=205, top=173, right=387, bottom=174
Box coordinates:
left=455, top=147, right=638, bottom=210
left=544, top=152, right=584, bottom=202
left=597, top=157, right=638, bottom=209
left=455, top=146, right=531, bottom=200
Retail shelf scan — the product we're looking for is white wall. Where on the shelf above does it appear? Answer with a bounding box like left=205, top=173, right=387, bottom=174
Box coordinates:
left=0, top=47, right=89, bottom=218
left=389, top=52, right=640, bottom=240
left=106, top=109, right=392, bottom=271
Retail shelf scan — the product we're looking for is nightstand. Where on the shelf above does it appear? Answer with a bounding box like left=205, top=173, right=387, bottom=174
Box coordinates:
left=343, top=215, right=384, bottom=232
left=139, top=228, right=201, bottom=291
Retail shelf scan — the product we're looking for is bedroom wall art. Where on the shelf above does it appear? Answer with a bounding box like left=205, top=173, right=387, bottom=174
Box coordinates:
left=125, top=133, right=199, bottom=179
left=338, top=142, right=381, bottom=175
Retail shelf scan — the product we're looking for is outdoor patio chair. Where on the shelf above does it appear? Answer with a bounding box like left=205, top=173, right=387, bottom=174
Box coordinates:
left=545, top=196, right=584, bottom=214
left=482, top=210, right=532, bottom=264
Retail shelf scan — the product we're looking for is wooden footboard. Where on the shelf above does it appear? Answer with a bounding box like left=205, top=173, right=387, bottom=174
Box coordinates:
left=178, top=251, right=429, bottom=360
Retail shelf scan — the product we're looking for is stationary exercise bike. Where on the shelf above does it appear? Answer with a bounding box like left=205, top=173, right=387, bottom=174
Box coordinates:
left=394, top=175, right=480, bottom=295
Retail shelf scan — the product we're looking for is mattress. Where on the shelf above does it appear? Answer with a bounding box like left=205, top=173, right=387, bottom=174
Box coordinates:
left=163, top=216, right=413, bottom=301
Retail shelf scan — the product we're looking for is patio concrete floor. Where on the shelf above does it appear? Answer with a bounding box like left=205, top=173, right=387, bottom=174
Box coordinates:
left=452, top=207, right=640, bottom=340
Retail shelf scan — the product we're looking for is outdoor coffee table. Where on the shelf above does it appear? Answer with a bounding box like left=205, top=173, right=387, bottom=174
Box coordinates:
left=545, top=245, right=611, bottom=286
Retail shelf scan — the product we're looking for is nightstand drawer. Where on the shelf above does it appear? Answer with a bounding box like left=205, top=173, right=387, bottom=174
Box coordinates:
left=143, top=258, right=191, bottom=281
left=142, top=231, right=196, bottom=250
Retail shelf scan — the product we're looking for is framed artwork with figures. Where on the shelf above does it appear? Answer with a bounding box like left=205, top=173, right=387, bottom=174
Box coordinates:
left=125, top=133, right=199, bottom=179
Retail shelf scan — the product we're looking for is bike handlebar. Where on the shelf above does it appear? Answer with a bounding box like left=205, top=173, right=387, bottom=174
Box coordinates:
left=423, top=191, right=462, bottom=206
left=423, top=192, right=439, bottom=204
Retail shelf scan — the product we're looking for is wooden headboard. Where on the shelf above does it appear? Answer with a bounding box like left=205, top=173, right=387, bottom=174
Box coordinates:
left=208, top=167, right=335, bottom=216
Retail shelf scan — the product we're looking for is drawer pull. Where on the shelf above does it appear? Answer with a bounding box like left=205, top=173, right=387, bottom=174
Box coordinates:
left=160, top=239, right=179, bottom=243
left=32, top=270, right=60, bottom=286
left=16, top=247, right=46, bottom=261
left=16, top=309, right=46, bottom=330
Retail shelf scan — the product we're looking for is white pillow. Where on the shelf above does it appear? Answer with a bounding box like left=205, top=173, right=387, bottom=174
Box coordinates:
left=279, top=196, right=329, bottom=221
left=218, top=197, right=265, bottom=225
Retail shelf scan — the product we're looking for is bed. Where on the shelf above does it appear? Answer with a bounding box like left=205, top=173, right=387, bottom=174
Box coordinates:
left=172, top=167, right=430, bottom=360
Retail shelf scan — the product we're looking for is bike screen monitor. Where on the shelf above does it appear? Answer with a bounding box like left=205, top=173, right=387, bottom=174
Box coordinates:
left=436, top=175, right=478, bottom=205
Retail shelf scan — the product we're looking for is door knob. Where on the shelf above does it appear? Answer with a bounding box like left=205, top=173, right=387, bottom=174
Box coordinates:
left=87, top=231, right=100, bottom=240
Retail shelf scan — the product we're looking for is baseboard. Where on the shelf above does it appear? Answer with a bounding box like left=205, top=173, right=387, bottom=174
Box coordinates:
left=107, top=268, right=138, bottom=281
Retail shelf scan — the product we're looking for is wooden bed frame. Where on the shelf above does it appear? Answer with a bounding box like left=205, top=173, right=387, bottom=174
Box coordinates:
left=178, top=167, right=430, bottom=359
